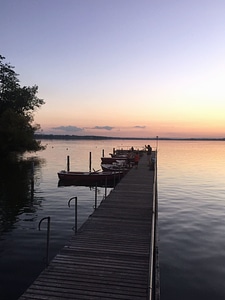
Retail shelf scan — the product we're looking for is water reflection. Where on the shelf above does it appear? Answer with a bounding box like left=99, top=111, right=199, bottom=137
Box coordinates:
left=58, top=179, right=119, bottom=188
left=0, top=156, right=45, bottom=234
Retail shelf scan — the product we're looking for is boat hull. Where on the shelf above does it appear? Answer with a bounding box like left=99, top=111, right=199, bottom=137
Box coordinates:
left=101, top=164, right=130, bottom=173
left=57, top=171, right=123, bottom=186
left=101, top=157, right=128, bottom=164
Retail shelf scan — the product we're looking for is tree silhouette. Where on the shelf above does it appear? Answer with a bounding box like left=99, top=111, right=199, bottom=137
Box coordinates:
left=0, top=55, right=45, bottom=156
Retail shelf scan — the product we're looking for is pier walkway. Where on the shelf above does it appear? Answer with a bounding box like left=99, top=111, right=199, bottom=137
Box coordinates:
left=19, top=152, right=159, bottom=300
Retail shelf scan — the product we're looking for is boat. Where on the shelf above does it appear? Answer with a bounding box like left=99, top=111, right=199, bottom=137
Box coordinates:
left=101, top=158, right=131, bottom=173
left=57, top=170, right=124, bottom=186
left=101, top=164, right=130, bottom=172
left=101, top=149, right=139, bottom=165
left=101, top=157, right=128, bottom=164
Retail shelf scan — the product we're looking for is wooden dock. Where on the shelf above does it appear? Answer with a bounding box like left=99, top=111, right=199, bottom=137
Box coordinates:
left=19, top=152, right=159, bottom=300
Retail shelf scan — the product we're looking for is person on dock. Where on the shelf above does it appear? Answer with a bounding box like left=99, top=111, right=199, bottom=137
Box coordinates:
left=146, top=145, right=152, bottom=166
left=134, top=152, right=140, bottom=169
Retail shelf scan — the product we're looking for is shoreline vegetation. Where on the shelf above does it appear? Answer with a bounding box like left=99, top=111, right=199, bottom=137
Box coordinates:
left=35, top=134, right=225, bottom=141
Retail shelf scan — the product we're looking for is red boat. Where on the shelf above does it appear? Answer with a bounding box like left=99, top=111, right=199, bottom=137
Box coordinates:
left=57, top=170, right=124, bottom=186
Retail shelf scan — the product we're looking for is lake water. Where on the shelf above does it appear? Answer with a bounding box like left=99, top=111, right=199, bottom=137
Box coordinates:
left=0, top=139, right=225, bottom=300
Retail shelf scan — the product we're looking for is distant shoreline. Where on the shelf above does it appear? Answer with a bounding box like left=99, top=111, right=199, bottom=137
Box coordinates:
left=35, top=134, right=225, bottom=141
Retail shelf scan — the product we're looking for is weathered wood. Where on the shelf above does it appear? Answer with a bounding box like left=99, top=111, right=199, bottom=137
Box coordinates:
left=19, top=153, right=155, bottom=300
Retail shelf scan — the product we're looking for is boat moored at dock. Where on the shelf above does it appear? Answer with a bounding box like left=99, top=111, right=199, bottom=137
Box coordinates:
left=57, top=170, right=124, bottom=186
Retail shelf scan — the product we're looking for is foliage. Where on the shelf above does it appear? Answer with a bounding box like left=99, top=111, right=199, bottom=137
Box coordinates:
left=0, top=55, right=45, bottom=156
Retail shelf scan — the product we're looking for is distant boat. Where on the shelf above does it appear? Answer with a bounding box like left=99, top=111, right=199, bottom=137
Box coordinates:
left=57, top=170, right=124, bottom=186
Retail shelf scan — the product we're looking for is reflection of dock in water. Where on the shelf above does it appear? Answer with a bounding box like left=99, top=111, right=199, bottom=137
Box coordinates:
left=19, top=152, right=160, bottom=300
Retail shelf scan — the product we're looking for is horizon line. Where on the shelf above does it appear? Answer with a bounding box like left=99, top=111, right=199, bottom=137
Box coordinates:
left=35, top=134, right=225, bottom=141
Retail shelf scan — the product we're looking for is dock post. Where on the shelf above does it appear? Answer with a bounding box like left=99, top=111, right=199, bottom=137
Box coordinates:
left=67, top=156, right=70, bottom=172
left=94, top=184, right=97, bottom=210
left=105, top=177, right=107, bottom=198
left=89, top=152, right=92, bottom=173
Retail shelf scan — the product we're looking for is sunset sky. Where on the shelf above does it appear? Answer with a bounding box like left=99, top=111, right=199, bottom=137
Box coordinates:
left=1, top=0, right=225, bottom=138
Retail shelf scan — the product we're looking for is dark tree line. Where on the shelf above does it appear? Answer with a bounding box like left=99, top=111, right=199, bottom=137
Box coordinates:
left=0, top=55, right=45, bottom=156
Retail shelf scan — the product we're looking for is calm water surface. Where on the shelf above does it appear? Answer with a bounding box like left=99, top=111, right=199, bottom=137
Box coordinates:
left=0, top=139, right=225, bottom=299
left=158, top=140, right=225, bottom=300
